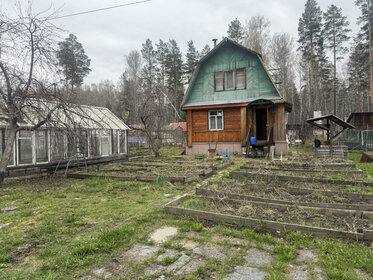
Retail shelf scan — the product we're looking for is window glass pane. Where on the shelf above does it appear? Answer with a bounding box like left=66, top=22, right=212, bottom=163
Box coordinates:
left=119, top=131, right=126, bottom=154
left=19, top=138, right=32, bottom=164
left=79, top=130, right=88, bottom=156
left=90, top=131, right=100, bottom=157
left=210, top=110, right=217, bottom=116
left=236, top=69, right=245, bottom=89
left=215, top=72, right=224, bottom=91
left=101, top=136, right=110, bottom=156
left=19, top=130, right=32, bottom=137
left=225, top=71, right=234, bottom=90
left=210, top=117, right=216, bottom=130
left=35, top=130, right=48, bottom=162
left=51, top=131, right=64, bottom=161
left=112, top=130, right=118, bottom=154
left=217, top=116, right=223, bottom=130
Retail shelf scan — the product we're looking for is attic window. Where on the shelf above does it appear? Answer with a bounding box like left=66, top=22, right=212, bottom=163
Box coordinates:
left=225, top=71, right=234, bottom=90
left=214, top=72, right=224, bottom=91
left=214, top=68, right=246, bottom=91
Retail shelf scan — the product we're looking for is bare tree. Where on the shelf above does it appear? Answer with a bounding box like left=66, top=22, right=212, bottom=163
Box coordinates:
left=243, top=16, right=271, bottom=61
left=0, top=4, right=94, bottom=185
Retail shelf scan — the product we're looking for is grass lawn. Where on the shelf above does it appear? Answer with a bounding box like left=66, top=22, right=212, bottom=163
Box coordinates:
left=0, top=152, right=372, bottom=279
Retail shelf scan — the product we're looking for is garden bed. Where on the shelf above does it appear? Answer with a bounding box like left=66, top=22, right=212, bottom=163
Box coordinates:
left=67, top=158, right=232, bottom=183
left=230, top=170, right=373, bottom=187
left=164, top=195, right=373, bottom=241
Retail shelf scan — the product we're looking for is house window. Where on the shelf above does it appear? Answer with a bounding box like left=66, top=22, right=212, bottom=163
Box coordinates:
left=209, top=110, right=224, bottom=131
left=214, top=68, right=246, bottom=91
left=214, top=72, right=224, bottom=91
left=225, top=70, right=234, bottom=90
left=236, top=68, right=246, bottom=89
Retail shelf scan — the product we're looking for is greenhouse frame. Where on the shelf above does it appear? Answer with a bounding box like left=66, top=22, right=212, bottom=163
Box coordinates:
left=0, top=101, right=130, bottom=169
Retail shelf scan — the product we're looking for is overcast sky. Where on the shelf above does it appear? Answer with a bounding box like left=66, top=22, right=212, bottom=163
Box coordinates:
left=1, top=0, right=361, bottom=85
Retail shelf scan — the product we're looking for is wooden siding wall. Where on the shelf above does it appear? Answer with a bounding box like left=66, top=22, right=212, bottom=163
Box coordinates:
left=274, top=104, right=285, bottom=141
left=186, top=103, right=287, bottom=147
left=190, top=108, right=241, bottom=143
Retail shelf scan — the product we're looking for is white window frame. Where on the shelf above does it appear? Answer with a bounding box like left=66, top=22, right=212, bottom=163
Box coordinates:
left=208, top=110, right=224, bottom=131
left=16, top=130, right=34, bottom=166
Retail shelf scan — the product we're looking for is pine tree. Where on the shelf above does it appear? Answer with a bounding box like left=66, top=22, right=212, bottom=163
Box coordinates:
left=355, top=0, right=373, bottom=109
left=165, top=39, right=184, bottom=121
left=227, top=18, right=244, bottom=43
left=185, top=40, right=199, bottom=84
left=200, top=44, right=211, bottom=58
left=57, top=33, right=91, bottom=90
left=323, top=4, right=351, bottom=115
left=298, top=0, right=323, bottom=117
left=141, top=39, right=157, bottom=94
left=155, top=39, right=168, bottom=86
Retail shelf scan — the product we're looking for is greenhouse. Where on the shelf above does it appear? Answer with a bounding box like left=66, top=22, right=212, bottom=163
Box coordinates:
left=0, top=101, right=129, bottom=168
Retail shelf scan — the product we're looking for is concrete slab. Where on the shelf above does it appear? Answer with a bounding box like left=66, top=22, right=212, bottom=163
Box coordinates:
left=156, top=249, right=179, bottom=262
left=117, top=243, right=159, bottom=263
left=175, top=259, right=206, bottom=276
left=223, top=266, right=267, bottom=280
left=149, top=226, right=178, bottom=244
left=244, top=248, right=273, bottom=267
left=144, top=265, right=164, bottom=276
left=193, top=244, right=227, bottom=260
left=166, top=254, right=191, bottom=273
left=296, top=249, right=318, bottom=263
left=288, top=265, right=309, bottom=280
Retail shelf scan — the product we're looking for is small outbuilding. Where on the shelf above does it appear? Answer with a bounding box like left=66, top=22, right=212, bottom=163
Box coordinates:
left=181, top=38, right=292, bottom=155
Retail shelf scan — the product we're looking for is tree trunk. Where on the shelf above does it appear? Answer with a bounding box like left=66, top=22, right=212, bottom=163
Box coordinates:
left=333, top=28, right=337, bottom=116
left=0, top=127, right=17, bottom=187
left=369, top=1, right=373, bottom=109
left=309, top=38, right=315, bottom=118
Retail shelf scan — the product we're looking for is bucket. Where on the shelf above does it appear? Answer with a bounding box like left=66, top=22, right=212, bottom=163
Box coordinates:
left=250, top=137, right=256, bottom=145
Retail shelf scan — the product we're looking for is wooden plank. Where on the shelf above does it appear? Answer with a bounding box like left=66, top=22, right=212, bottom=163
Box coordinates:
left=164, top=196, right=367, bottom=241
left=187, top=110, right=193, bottom=147
left=238, top=183, right=373, bottom=203
left=182, top=102, right=250, bottom=111
left=196, top=188, right=373, bottom=211
left=239, top=165, right=363, bottom=175
left=196, top=190, right=372, bottom=218
left=241, top=106, right=246, bottom=146
left=229, top=171, right=373, bottom=187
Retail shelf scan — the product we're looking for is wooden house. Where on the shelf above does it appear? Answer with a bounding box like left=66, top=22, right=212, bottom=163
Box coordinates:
left=181, top=38, right=292, bottom=155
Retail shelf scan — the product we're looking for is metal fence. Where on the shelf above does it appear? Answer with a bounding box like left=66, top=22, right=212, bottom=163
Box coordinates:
left=343, top=130, right=373, bottom=151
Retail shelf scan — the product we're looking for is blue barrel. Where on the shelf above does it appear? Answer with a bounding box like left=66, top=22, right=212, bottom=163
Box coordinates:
left=250, top=137, right=256, bottom=145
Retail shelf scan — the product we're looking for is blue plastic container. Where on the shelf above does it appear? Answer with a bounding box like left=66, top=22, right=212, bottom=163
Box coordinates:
left=250, top=137, right=256, bottom=145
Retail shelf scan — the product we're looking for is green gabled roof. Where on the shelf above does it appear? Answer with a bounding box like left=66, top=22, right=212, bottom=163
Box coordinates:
left=181, top=38, right=283, bottom=109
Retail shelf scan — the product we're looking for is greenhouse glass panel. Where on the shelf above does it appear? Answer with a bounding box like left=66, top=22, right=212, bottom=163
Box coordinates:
left=35, top=130, right=48, bottom=162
